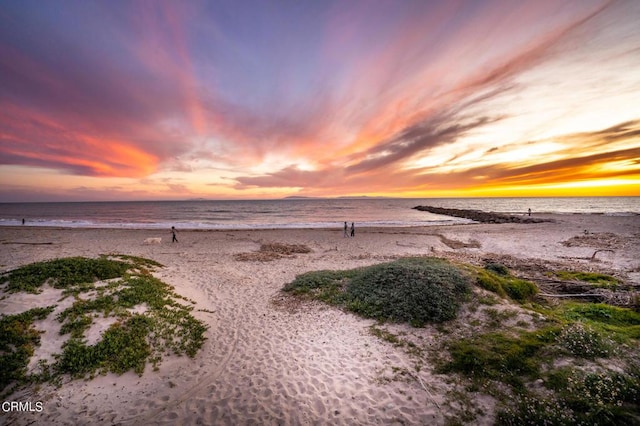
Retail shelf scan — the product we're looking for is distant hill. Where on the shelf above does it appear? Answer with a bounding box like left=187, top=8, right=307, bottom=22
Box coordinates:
left=336, top=195, right=390, bottom=199
left=283, top=195, right=391, bottom=200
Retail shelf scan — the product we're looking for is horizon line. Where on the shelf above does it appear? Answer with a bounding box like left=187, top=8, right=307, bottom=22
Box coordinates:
left=1, top=195, right=639, bottom=204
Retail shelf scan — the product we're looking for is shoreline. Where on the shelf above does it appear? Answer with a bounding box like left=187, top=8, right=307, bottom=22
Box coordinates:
left=1, top=211, right=638, bottom=232
left=2, top=213, right=639, bottom=278
left=1, top=213, right=639, bottom=424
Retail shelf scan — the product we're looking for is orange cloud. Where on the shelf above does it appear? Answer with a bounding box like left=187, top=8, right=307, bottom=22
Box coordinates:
left=233, top=119, right=640, bottom=198
left=0, top=102, right=160, bottom=177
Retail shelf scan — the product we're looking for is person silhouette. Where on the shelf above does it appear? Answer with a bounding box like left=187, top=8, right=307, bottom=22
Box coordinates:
left=171, top=226, right=178, bottom=243
left=350, top=222, right=355, bottom=237
left=343, top=221, right=349, bottom=238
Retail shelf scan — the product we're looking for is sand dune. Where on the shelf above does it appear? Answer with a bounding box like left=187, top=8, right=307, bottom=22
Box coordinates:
left=1, top=214, right=638, bottom=425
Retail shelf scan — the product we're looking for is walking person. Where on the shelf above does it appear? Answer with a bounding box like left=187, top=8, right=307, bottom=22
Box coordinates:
left=343, top=221, right=349, bottom=238
left=171, top=226, right=178, bottom=243
left=350, top=222, right=355, bottom=238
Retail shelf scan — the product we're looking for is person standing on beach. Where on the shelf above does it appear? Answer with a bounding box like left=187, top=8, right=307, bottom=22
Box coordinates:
left=171, top=226, right=178, bottom=243
left=528, top=208, right=532, bottom=217
left=350, top=222, right=355, bottom=237
left=344, top=221, right=349, bottom=237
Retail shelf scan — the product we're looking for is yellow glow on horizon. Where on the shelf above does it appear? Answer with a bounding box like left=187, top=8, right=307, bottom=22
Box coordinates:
left=462, top=177, right=640, bottom=197
left=532, top=178, right=640, bottom=190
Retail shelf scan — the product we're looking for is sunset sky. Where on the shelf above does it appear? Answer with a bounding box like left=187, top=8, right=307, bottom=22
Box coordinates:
left=1, top=0, right=639, bottom=202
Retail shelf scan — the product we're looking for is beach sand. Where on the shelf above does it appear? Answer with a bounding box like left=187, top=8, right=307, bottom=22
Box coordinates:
left=1, top=214, right=638, bottom=425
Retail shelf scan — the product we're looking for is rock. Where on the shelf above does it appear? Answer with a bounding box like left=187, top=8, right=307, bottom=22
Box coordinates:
left=412, top=206, right=552, bottom=224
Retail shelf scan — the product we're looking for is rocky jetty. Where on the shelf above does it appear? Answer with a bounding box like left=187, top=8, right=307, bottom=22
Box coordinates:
left=413, top=206, right=552, bottom=224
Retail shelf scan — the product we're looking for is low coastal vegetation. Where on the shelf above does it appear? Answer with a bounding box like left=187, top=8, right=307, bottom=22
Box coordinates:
left=283, top=257, right=471, bottom=326
left=0, top=255, right=207, bottom=398
left=552, top=270, right=621, bottom=288
left=282, top=257, right=640, bottom=424
left=4, top=256, right=134, bottom=293
left=477, top=263, right=538, bottom=302
left=0, top=307, right=55, bottom=395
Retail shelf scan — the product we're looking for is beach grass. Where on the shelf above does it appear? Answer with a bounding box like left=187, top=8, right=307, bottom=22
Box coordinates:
left=554, top=270, right=621, bottom=288
left=438, top=327, right=559, bottom=390
left=476, top=264, right=538, bottom=302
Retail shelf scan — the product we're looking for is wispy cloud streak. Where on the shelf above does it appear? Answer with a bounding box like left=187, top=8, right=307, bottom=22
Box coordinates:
left=1, top=0, right=638, bottom=200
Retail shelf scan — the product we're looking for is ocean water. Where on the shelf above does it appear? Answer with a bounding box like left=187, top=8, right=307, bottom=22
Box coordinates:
left=0, top=197, right=637, bottom=230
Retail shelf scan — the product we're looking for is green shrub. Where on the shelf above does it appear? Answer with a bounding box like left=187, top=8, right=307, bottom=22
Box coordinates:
left=557, top=322, right=613, bottom=359
left=284, top=257, right=470, bottom=326
left=477, top=270, right=506, bottom=297
left=531, top=368, right=640, bottom=425
left=440, top=328, right=558, bottom=388
left=485, top=262, right=509, bottom=276
left=555, top=271, right=620, bottom=287
left=496, top=396, right=576, bottom=426
left=563, top=303, right=640, bottom=327
left=345, top=258, right=470, bottom=325
left=562, top=303, right=640, bottom=340
left=284, top=269, right=349, bottom=292
left=565, top=370, right=639, bottom=410
left=476, top=269, right=537, bottom=302
left=504, top=278, right=538, bottom=302
left=282, top=269, right=355, bottom=303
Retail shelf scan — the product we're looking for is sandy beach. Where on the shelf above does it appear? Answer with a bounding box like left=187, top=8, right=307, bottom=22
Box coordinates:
left=1, top=213, right=639, bottom=425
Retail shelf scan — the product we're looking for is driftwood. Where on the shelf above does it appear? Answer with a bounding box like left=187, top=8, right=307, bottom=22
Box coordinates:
left=591, top=249, right=614, bottom=260
left=530, top=279, right=602, bottom=294
left=1, top=241, right=54, bottom=245
left=520, top=275, right=638, bottom=306
left=408, top=371, right=440, bottom=410
left=559, top=250, right=615, bottom=262
left=529, top=277, right=636, bottom=292
left=538, top=293, right=606, bottom=301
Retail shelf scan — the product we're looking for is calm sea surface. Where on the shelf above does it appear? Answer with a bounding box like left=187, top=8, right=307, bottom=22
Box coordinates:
left=0, top=197, right=637, bottom=230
